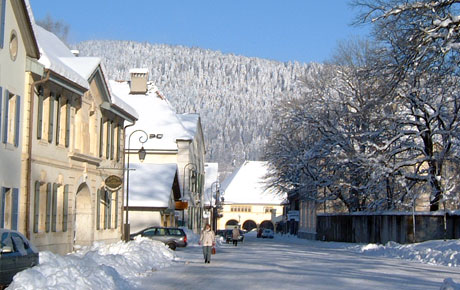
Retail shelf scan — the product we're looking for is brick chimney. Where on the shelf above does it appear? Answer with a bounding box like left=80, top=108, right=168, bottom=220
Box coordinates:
left=129, top=68, right=149, bottom=94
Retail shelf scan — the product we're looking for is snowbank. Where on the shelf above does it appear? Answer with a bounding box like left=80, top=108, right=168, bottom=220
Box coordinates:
left=350, top=239, right=460, bottom=267
left=441, top=278, right=460, bottom=290
left=7, top=237, right=175, bottom=290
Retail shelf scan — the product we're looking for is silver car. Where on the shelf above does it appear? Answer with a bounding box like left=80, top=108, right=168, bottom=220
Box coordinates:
left=130, top=227, right=187, bottom=250
left=0, top=229, right=39, bottom=286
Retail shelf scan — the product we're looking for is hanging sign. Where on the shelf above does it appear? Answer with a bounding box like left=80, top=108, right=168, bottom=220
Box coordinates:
left=105, top=175, right=123, bottom=190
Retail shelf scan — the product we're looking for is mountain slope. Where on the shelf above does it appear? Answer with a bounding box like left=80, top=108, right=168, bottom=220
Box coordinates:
left=76, top=40, right=317, bottom=175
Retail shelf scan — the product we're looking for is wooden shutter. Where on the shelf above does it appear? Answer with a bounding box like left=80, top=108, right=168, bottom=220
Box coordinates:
left=110, top=121, right=114, bottom=160
left=114, top=190, right=118, bottom=228
left=116, top=125, right=121, bottom=162
left=45, top=183, right=51, bottom=232
left=48, top=94, right=54, bottom=143
left=107, top=191, right=112, bottom=229
left=14, top=95, right=20, bottom=147
left=2, top=89, right=8, bottom=144
left=99, top=118, right=104, bottom=158
left=0, top=0, right=6, bottom=49
left=37, top=88, right=44, bottom=140
left=0, top=187, right=5, bottom=228
left=103, top=190, right=108, bottom=229
left=62, top=185, right=69, bottom=232
left=65, top=101, right=70, bottom=147
left=96, top=188, right=100, bottom=230
left=55, top=95, right=61, bottom=145
left=106, top=121, right=110, bottom=159
left=12, top=188, right=19, bottom=230
left=51, top=183, right=58, bottom=232
left=33, top=181, right=40, bottom=233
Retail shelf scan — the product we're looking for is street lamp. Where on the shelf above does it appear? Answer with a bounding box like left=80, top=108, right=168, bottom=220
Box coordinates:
left=182, top=163, right=197, bottom=228
left=124, top=129, right=153, bottom=241
left=210, top=181, right=220, bottom=230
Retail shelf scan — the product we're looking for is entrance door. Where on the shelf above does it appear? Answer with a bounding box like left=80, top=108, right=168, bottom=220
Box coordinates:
left=74, top=183, right=93, bottom=248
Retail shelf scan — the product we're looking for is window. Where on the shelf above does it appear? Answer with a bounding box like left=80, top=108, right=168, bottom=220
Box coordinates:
left=45, top=183, right=51, bottom=232
left=2, top=90, right=20, bottom=146
left=0, top=87, right=2, bottom=141
left=62, top=185, right=69, bottom=232
left=230, top=205, right=251, bottom=212
left=55, top=95, right=62, bottom=145
left=48, top=93, right=55, bottom=143
left=0, top=0, right=6, bottom=49
left=264, top=207, right=273, bottom=214
left=110, top=121, right=114, bottom=160
left=106, top=121, right=111, bottom=159
left=65, top=100, right=71, bottom=147
left=97, top=188, right=114, bottom=230
left=116, top=125, right=121, bottom=162
left=9, top=30, right=18, bottom=61
left=0, top=187, right=19, bottom=230
left=33, top=181, right=40, bottom=233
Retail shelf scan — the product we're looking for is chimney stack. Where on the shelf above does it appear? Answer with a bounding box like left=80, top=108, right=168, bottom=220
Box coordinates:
left=129, top=68, right=149, bottom=94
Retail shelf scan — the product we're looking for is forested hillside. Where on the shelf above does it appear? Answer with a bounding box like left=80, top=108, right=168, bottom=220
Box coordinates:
left=76, top=40, right=317, bottom=176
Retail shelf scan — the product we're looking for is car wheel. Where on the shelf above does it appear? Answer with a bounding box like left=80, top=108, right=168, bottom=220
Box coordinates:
left=167, top=242, right=177, bottom=250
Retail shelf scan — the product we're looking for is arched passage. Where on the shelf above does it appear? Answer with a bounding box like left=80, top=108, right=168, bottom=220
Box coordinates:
left=74, top=183, right=93, bottom=247
left=242, top=220, right=257, bottom=232
left=225, top=219, right=238, bottom=228
left=259, top=220, right=274, bottom=230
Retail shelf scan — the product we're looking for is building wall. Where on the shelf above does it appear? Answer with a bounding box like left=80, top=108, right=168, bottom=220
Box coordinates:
left=21, top=75, right=126, bottom=254
left=217, top=203, right=284, bottom=230
left=0, top=0, right=29, bottom=230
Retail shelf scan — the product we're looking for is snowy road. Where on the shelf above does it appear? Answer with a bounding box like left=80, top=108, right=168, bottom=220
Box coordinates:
left=140, top=234, right=460, bottom=290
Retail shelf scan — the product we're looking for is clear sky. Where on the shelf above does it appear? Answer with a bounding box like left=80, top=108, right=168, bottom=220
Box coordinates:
left=29, top=0, right=369, bottom=64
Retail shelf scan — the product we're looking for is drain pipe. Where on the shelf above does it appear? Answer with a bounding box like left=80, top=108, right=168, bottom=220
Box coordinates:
left=25, top=69, right=50, bottom=239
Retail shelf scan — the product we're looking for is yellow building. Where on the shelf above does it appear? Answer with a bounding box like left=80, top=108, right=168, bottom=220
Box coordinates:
left=217, top=161, right=285, bottom=231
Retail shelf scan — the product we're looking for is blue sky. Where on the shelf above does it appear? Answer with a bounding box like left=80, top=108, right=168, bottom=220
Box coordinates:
left=29, top=0, right=369, bottom=64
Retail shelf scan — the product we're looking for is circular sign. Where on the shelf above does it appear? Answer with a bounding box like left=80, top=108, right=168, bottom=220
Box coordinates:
left=105, top=175, right=122, bottom=190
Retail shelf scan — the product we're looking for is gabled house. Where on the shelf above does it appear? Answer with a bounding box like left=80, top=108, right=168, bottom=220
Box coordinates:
left=0, top=0, right=40, bottom=231
left=110, top=69, right=206, bottom=234
left=218, top=161, right=285, bottom=232
left=18, top=6, right=137, bottom=253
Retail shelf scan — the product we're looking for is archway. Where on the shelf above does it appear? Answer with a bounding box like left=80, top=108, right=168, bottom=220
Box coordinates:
left=225, top=219, right=238, bottom=228
left=259, top=220, right=274, bottom=230
left=74, top=183, right=93, bottom=247
left=242, top=220, right=257, bottom=232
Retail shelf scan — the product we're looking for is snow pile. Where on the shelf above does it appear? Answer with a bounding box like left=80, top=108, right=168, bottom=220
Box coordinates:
left=441, top=278, right=460, bottom=290
left=351, top=239, right=460, bottom=267
left=7, top=237, right=175, bottom=290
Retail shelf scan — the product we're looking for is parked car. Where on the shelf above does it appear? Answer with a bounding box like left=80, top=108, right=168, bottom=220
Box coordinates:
left=130, top=227, right=187, bottom=250
left=0, top=229, right=39, bottom=286
left=261, top=229, right=274, bottom=239
left=224, top=229, right=245, bottom=244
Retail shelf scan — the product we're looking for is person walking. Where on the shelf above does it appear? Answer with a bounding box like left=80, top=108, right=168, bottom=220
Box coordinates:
left=232, top=226, right=240, bottom=246
left=199, top=224, right=215, bottom=264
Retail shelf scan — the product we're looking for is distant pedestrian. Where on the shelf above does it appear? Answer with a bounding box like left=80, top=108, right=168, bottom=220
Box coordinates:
left=232, top=226, right=240, bottom=246
left=199, top=224, right=215, bottom=264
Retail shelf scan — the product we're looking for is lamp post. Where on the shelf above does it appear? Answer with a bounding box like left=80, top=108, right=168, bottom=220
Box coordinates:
left=210, top=181, right=220, bottom=231
left=182, top=163, right=197, bottom=229
left=124, top=129, right=149, bottom=241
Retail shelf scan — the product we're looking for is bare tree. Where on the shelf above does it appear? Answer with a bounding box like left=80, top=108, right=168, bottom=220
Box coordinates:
left=36, top=14, right=70, bottom=44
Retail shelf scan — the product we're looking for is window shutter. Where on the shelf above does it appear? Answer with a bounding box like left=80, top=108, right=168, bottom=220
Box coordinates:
left=107, top=191, right=112, bottom=229
left=106, top=121, right=110, bottom=159
left=65, top=101, right=70, bottom=147
left=110, top=121, right=114, bottom=160
left=104, top=190, right=108, bottom=229
left=2, top=89, right=8, bottom=144
left=12, top=188, right=19, bottom=230
left=55, top=95, right=61, bottom=145
left=96, top=188, right=100, bottom=230
left=52, top=183, right=58, bottom=232
left=116, top=125, right=121, bottom=162
left=114, top=190, right=118, bottom=228
left=63, top=185, right=69, bottom=232
left=99, top=118, right=104, bottom=158
left=0, top=187, right=5, bottom=228
left=45, top=183, right=51, bottom=232
left=0, top=0, right=6, bottom=49
left=48, top=94, right=54, bottom=143
left=14, top=95, right=20, bottom=147
left=34, top=181, right=40, bottom=233
left=0, top=87, right=2, bottom=142
left=37, top=88, right=44, bottom=140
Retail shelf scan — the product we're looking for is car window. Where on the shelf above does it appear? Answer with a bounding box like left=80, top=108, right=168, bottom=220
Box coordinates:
left=167, top=229, right=183, bottom=236
left=1, top=233, right=14, bottom=250
left=143, top=229, right=156, bottom=237
left=156, top=228, right=166, bottom=236
left=11, top=233, right=27, bottom=255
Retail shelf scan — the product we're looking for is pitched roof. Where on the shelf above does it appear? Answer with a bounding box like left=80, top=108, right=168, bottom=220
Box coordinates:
left=221, top=161, right=285, bottom=205
left=110, top=80, right=193, bottom=150
left=128, top=163, right=179, bottom=208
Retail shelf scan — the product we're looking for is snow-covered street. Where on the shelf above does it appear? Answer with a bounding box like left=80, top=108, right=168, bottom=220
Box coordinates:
left=140, top=233, right=460, bottom=290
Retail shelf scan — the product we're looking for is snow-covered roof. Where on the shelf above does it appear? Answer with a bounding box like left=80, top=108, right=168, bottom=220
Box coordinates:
left=110, top=80, right=193, bottom=150
left=221, top=161, right=285, bottom=205
left=177, top=114, right=200, bottom=138
left=111, top=94, right=139, bottom=120
left=203, top=163, right=219, bottom=205
left=129, top=68, right=149, bottom=74
left=59, top=57, right=101, bottom=80
left=33, top=25, right=89, bottom=90
left=128, top=163, right=178, bottom=208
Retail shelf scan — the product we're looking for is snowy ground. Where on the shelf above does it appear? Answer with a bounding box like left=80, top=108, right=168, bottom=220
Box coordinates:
left=6, top=231, right=460, bottom=290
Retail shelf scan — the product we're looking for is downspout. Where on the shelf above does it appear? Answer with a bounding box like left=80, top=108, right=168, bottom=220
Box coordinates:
left=121, top=121, right=135, bottom=241
left=25, top=69, right=50, bottom=239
